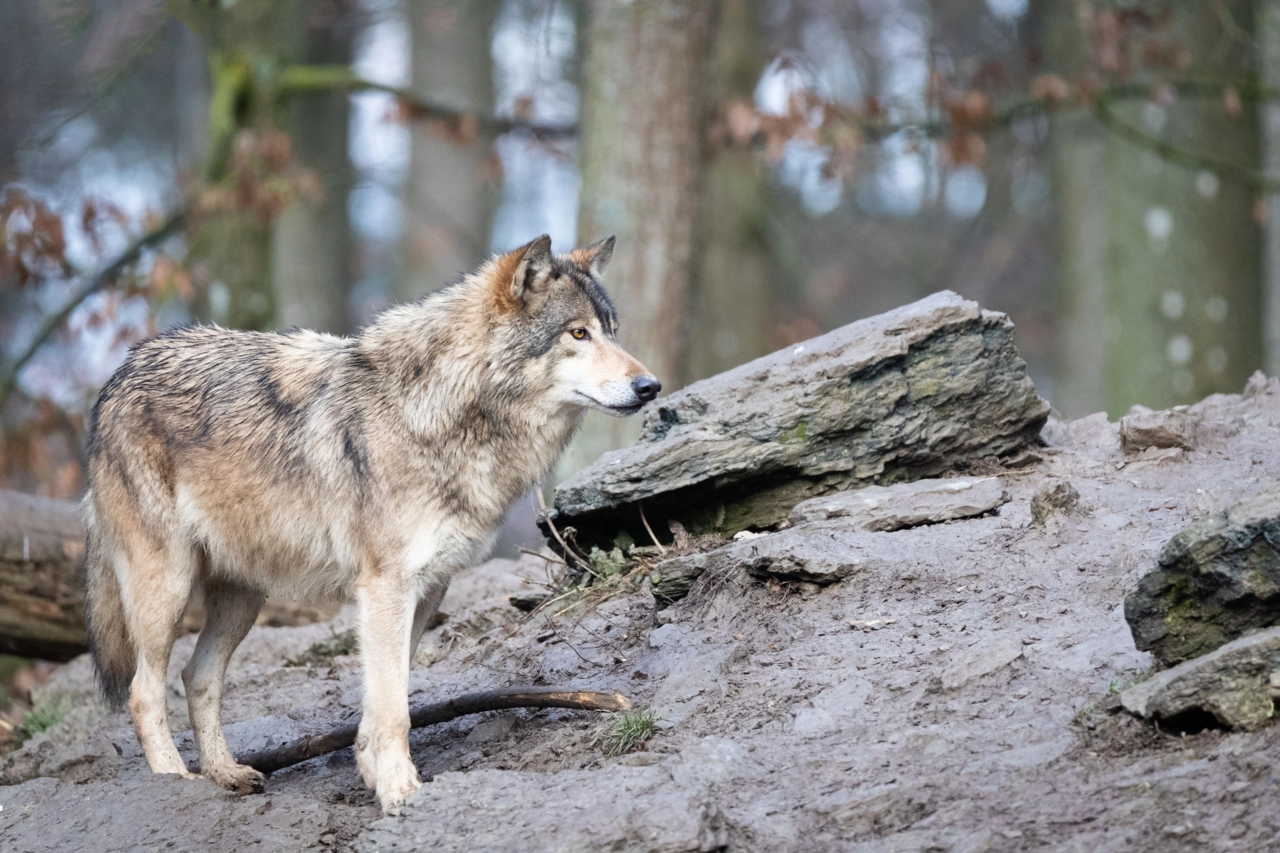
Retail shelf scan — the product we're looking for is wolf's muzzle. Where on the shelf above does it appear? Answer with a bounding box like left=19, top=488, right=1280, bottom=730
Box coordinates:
left=632, top=376, right=661, bottom=403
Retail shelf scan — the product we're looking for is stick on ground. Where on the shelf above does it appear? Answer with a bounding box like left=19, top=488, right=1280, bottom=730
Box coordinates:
left=238, top=687, right=632, bottom=774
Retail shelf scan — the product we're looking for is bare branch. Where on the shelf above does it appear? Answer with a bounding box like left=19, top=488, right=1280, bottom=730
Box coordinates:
left=0, top=209, right=187, bottom=410
left=238, top=686, right=631, bottom=774
left=275, top=65, right=576, bottom=141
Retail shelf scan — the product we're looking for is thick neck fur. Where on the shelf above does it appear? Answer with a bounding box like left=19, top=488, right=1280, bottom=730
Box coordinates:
left=355, top=273, right=583, bottom=526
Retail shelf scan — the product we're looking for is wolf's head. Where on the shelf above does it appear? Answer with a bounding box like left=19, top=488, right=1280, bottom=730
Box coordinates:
left=485, top=234, right=660, bottom=416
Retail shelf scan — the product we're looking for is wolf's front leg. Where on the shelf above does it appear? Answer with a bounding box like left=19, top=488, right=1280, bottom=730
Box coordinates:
left=354, top=570, right=420, bottom=814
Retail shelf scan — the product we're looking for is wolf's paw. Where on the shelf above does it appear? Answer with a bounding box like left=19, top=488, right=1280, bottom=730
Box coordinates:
left=375, top=756, right=422, bottom=815
left=204, top=763, right=267, bottom=795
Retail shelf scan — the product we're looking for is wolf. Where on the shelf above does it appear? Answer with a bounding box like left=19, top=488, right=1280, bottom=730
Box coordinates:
left=81, top=234, right=658, bottom=813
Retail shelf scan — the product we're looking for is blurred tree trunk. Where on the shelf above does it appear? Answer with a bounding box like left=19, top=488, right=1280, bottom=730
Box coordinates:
left=561, top=0, right=719, bottom=477
left=688, top=0, right=774, bottom=383
left=1052, top=2, right=1261, bottom=418
left=271, top=9, right=354, bottom=333
left=395, top=0, right=500, bottom=301
left=1262, top=0, right=1280, bottom=376
left=1047, top=4, right=1109, bottom=419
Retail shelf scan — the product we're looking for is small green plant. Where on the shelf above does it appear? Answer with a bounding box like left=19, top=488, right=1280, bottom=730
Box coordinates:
left=1072, top=703, right=1097, bottom=726
left=587, top=546, right=628, bottom=581
left=596, top=710, right=661, bottom=757
left=14, top=701, right=68, bottom=744
left=1105, top=669, right=1152, bottom=696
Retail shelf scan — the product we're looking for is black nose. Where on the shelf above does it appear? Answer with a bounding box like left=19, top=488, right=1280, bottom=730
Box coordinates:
left=632, top=376, right=661, bottom=403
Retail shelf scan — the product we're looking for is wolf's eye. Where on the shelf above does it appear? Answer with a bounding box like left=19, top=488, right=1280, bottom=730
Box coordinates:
left=570, top=328, right=590, bottom=341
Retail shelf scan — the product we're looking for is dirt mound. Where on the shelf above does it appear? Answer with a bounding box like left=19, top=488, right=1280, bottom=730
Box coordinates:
left=7, top=385, right=1280, bottom=851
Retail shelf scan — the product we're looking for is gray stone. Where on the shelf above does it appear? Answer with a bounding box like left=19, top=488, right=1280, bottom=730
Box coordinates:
left=1120, top=407, right=1199, bottom=453
left=1125, top=485, right=1280, bottom=664
left=788, top=476, right=1008, bottom=529
left=1030, top=477, right=1080, bottom=525
left=542, top=292, right=1048, bottom=554
left=941, top=638, right=1024, bottom=690
left=1121, top=626, right=1280, bottom=731
left=650, top=553, right=710, bottom=604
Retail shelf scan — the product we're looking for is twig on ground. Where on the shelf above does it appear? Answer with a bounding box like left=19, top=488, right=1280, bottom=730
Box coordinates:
left=639, top=503, right=667, bottom=556
left=536, top=491, right=593, bottom=567
left=517, top=547, right=567, bottom=567
left=239, top=686, right=630, bottom=774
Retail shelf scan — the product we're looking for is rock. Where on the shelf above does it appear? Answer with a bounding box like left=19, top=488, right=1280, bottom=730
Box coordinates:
left=1030, top=477, right=1079, bottom=525
left=1121, top=626, right=1280, bottom=731
left=735, top=530, right=878, bottom=585
left=542, top=291, right=1048, bottom=554
left=788, top=476, right=1008, bottom=529
left=1125, top=486, right=1280, bottom=664
left=650, top=553, right=710, bottom=604
left=941, top=638, right=1024, bottom=690
left=1120, top=407, right=1198, bottom=453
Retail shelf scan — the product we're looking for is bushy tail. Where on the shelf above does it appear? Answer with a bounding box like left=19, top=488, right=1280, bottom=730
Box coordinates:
left=82, top=498, right=135, bottom=709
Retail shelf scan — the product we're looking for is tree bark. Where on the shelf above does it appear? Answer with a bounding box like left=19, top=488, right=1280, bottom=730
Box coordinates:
left=689, top=0, right=775, bottom=383
left=395, top=0, right=501, bottom=302
left=271, top=5, right=355, bottom=334
left=0, top=489, right=336, bottom=661
left=559, top=0, right=719, bottom=478
left=1261, top=0, right=1280, bottom=376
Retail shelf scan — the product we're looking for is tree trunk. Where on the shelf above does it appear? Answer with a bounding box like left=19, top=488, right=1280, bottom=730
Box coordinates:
left=395, top=0, right=501, bottom=302
left=560, top=0, right=719, bottom=478
left=688, top=0, right=774, bottom=383
left=1052, top=2, right=1262, bottom=418
left=271, top=9, right=354, bottom=333
left=1261, top=0, right=1280, bottom=376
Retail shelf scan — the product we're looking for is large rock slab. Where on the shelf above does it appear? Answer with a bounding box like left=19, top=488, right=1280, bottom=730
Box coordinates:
left=1121, top=626, right=1280, bottom=731
left=787, top=476, right=1008, bottom=529
left=1125, top=486, right=1280, bottom=664
left=543, top=292, right=1048, bottom=553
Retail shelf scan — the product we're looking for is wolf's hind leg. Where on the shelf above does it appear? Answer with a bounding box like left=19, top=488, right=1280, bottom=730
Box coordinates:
left=409, top=578, right=449, bottom=660
left=182, top=575, right=266, bottom=794
left=124, top=541, right=196, bottom=778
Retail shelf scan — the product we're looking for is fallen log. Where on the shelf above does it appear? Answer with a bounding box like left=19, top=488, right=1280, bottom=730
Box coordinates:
left=0, top=490, right=86, bottom=661
left=0, top=489, right=337, bottom=661
left=239, top=687, right=632, bottom=774
left=542, top=291, right=1049, bottom=556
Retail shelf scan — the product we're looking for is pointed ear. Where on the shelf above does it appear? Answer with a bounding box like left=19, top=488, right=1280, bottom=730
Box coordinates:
left=502, top=234, right=553, bottom=305
left=570, top=235, right=615, bottom=278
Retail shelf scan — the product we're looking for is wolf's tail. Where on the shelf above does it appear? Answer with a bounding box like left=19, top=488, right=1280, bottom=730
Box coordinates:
left=82, top=496, right=135, bottom=709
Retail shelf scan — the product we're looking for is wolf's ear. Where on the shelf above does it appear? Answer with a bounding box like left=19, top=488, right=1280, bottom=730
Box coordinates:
left=570, top=235, right=615, bottom=278
left=508, top=234, right=553, bottom=302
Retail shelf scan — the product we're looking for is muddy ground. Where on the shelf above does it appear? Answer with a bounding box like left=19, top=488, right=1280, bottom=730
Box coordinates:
left=5, top=382, right=1280, bottom=851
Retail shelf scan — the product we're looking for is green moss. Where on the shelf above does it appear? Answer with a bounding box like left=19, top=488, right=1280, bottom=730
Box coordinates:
left=777, top=420, right=809, bottom=444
